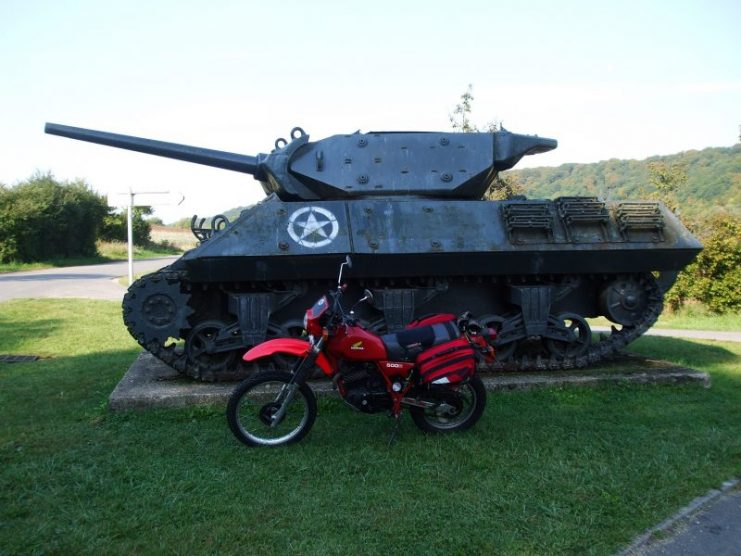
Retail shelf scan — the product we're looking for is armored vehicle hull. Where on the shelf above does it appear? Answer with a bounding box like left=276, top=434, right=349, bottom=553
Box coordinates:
left=44, top=123, right=702, bottom=380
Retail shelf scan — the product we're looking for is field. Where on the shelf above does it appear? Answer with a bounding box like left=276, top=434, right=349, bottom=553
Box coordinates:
left=150, top=224, right=198, bottom=251
left=1, top=299, right=740, bottom=554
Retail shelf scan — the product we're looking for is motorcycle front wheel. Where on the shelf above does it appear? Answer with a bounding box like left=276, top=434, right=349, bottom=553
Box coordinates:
left=409, top=375, right=487, bottom=433
left=226, top=370, right=317, bottom=447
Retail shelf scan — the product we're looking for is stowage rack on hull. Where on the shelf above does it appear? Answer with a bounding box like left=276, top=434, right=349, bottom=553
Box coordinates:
left=45, top=123, right=702, bottom=381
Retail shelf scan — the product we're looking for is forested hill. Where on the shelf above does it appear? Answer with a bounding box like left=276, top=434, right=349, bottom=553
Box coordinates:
left=506, top=143, right=740, bottom=219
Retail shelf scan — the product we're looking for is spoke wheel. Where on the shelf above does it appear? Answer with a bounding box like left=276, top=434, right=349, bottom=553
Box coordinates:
left=185, top=320, right=238, bottom=374
left=410, top=376, right=487, bottom=433
left=226, top=369, right=317, bottom=447
left=477, top=314, right=516, bottom=362
left=546, top=313, right=592, bottom=358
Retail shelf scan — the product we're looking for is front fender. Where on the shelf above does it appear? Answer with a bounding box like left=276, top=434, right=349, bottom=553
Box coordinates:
left=242, top=338, right=333, bottom=376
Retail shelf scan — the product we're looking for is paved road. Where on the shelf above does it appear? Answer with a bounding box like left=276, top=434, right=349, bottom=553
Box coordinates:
left=644, top=489, right=741, bottom=555
left=592, top=326, right=741, bottom=343
left=0, top=257, right=178, bottom=302
left=624, top=482, right=741, bottom=555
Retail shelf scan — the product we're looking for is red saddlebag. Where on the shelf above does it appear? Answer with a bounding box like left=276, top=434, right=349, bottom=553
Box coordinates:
left=416, top=336, right=476, bottom=384
left=406, top=313, right=457, bottom=329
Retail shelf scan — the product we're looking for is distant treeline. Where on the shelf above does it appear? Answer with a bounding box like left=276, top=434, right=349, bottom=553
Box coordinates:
left=506, top=144, right=741, bottom=220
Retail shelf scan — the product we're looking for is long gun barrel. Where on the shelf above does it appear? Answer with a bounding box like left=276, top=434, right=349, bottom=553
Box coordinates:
left=45, top=122, right=557, bottom=201
left=45, top=123, right=260, bottom=175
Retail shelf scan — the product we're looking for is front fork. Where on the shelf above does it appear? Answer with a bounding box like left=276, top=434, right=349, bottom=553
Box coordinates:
left=270, top=338, right=324, bottom=427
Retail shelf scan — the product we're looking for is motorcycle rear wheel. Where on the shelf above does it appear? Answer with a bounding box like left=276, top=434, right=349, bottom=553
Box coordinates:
left=227, top=370, right=317, bottom=447
left=409, top=375, right=487, bottom=433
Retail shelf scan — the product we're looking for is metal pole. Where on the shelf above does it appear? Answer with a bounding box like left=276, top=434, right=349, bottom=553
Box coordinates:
left=127, top=189, right=134, bottom=286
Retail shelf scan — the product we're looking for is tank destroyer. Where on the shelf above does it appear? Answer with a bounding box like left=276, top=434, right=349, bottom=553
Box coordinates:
left=45, top=122, right=702, bottom=380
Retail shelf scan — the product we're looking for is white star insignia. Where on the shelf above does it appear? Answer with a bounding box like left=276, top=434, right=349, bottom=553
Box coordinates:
left=297, top=211, right=331, bottom=240
left=286, top=206, right=340, bottom=248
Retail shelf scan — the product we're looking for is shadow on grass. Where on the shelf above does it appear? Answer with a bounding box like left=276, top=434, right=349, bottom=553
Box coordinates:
left=0, top=348, right=139, bottom=424
left=0, top=313, right=64, bottom=353
left=628, top=334, right=739, bottom=369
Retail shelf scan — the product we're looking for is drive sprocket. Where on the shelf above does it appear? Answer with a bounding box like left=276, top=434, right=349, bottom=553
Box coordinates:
left=122, top=271, right=193, bottom=346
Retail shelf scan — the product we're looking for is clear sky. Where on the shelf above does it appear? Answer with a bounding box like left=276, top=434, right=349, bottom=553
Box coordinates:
left=1, top=0, right=739, bottom=222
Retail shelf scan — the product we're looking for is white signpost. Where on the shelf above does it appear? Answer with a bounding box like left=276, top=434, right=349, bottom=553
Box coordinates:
left=107, top=190, right=185, bottom=286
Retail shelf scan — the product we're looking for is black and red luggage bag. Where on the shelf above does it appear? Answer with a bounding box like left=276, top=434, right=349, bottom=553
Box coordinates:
left=416, top=336, right=476, bottom=384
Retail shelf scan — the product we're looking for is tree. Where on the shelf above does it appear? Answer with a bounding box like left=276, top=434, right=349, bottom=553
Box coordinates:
left=450, top=84, right=478, bottom=133
left=99, top=206, right=153, bottom=246
left=0, top=173, right=108, bottom=262
left=450, top=85, right=513, bottom=199
left=665, top=213, right=740, bottom=313
left=486, top=174, right=525, bottom=200
left=449, top=84, right=501, bottom=133
left=647, top=161, right=687, bottom=214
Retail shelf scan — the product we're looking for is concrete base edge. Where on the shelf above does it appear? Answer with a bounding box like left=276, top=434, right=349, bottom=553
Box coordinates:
left=108, top=351, right=710, bottom=411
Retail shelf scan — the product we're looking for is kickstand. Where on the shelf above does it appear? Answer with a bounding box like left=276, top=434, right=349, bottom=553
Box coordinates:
left=387, top=413, right=402, bottom=447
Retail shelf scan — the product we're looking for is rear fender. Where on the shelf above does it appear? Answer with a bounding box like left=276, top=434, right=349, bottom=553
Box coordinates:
left=242, top=338, right=333, bottom=376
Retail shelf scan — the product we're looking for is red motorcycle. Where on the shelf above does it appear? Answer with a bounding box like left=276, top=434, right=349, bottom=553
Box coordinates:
left=227, top=257, right=497, bottom=447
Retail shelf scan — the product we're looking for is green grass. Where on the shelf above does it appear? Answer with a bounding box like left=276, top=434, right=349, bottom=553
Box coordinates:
left=589, top=306, right=740, bottom=332
left=654, top=305, right=740, bottom=331
left=0, top=241, right=180, bottom=274
left=1, top=299, right=740, bottom=554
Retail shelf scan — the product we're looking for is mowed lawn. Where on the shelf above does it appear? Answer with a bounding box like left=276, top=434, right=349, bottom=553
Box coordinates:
left=1, top=299, right=739, bottom=555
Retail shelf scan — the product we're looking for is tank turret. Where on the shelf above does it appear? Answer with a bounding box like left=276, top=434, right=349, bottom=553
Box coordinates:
left=45, top=123, right=556, bottom=201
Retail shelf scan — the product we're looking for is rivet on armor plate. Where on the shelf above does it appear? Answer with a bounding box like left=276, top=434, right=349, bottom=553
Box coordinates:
left=369, top=240, right=379, bottom=249
left=279, top=241, right=289, bottom=250
left=357, top=175, right=369, bottom=184
left=357, top=138, right=368, bottom=147
left=440, top=137, right=450, bottom=146
left=441, top=173, right=453, bottom=182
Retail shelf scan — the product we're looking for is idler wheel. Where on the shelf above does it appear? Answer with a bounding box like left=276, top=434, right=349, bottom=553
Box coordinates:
left=185, top=320, right=238, bottom=374
left=477, top=314, right=516, bottom=362
left=545, top=313, right=591, bottom=358
left=599, top=277, right=650, bottom=326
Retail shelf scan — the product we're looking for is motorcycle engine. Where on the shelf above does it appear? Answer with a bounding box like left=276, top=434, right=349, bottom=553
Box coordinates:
left=338, top=364, right=392, bottom=414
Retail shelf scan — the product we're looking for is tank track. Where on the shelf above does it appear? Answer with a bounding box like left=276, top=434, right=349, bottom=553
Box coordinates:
left=488, top=275, right=663, bottom=372
left=122, top=268, right=193, bottom=377
left=123, top=269, right=663, bottom=381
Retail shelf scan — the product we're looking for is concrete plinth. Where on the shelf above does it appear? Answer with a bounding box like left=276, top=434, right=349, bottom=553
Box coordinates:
left=108, top=351, right=709, bottom=411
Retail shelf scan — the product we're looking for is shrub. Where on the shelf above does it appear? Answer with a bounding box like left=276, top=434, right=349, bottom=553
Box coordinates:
left=99, top=206, right=152, bottom=246
left=665, top=213, right=740, bottom=313
left=0, top=173, right=108, bottom=262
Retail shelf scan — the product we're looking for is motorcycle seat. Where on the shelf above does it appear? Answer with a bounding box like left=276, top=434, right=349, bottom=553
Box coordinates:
left=381, top=321, right=459, bottom=362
